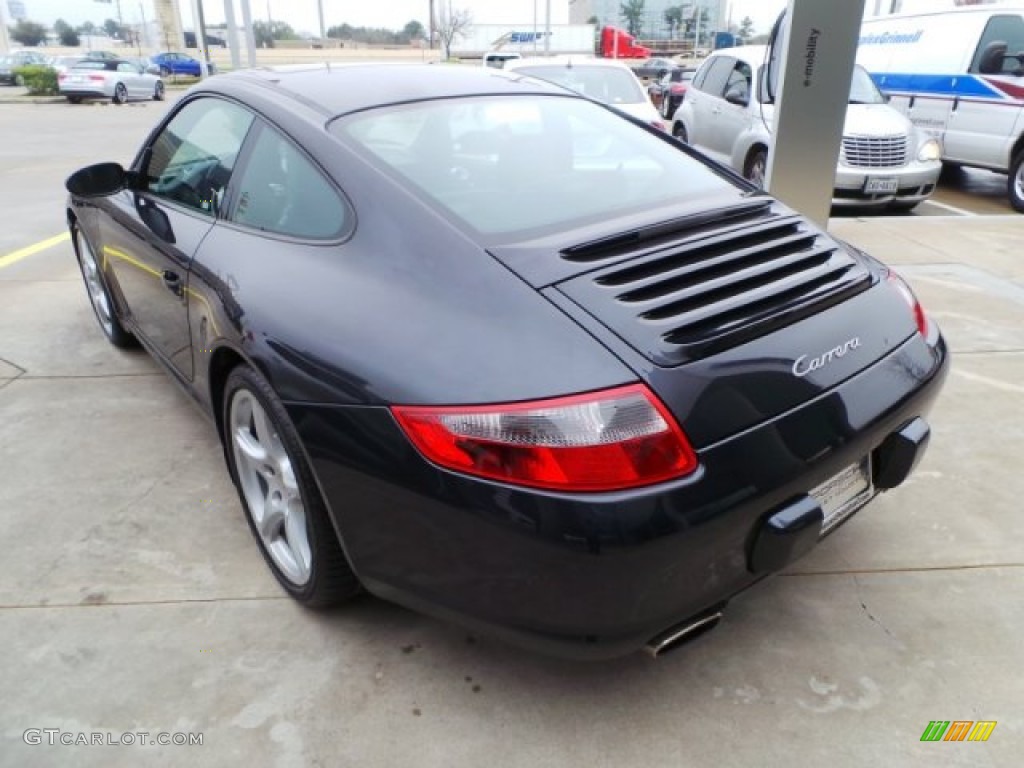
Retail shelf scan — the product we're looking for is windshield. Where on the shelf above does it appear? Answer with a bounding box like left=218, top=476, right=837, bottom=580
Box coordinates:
left=512, top=65, right=646, bottom=105
left=336, top=95, right=736, bottom=238
left=849, top=65, right=886, bottom=105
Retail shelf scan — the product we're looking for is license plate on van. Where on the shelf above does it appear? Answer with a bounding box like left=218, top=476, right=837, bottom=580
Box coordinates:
left=811, top=458, right=873, bottom=536
left=864, top=176, right=898, bottom=194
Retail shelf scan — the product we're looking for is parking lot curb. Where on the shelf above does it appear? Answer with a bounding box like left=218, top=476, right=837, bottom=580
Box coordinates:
left=0, top=96, right=66, bottom=104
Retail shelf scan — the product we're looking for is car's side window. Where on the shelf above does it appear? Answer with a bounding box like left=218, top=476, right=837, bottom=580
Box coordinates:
left=230, top=124, right=348, bottom=239
left=700, top=57, right=735, bottom=99
left=116, top=62, right=135, bottom=73
left=144, top=98, right=255, bottom=216
left=970, top=14, right=1024, bottom=73
left=722, top=62, right=752, bottom=102
left=690, top=58, right=714, bottom=90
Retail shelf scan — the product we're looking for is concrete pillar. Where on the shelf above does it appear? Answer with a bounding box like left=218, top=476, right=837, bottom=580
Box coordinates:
left=224, top=0, right=241, bottom=69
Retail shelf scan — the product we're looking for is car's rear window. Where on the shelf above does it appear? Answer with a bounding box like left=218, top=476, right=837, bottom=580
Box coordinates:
left=335, top=95, right=735, bottom=237
left=512, top=65, right=645, bottom=104
left=71, top=61, right=107, bottom=70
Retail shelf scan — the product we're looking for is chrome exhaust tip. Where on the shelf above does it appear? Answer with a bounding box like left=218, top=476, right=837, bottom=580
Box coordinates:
left=644, top=610, right=724, bottom=658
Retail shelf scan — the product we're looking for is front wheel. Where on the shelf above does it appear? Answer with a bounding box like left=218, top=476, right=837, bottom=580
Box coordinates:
left=745, top=148, right=768, bottom=189
left=111, top=82, right=127, bottom=105
left=153, top=81, right=165, bottom=101
left=223, top=365, right=361, bottom=608
left=672, top=122, right=688, bottom=144
left=1008, top=149, right=1024, bottom=213
left=73, top=223, right=136, bottom=348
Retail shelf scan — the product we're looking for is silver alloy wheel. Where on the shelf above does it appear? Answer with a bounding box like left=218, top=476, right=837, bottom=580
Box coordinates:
left=113, top=83, right=126, bottom=104
left=1014, top=162, right=1024, bottom=203
left=76, top=230, right=114, bottom=336
left=230, top=390, right=312, bottom=586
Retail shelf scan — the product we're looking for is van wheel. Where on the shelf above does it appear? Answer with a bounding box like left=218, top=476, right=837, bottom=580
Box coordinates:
left=745, top=148, right=768, bottom=189
left=1009, top=150, right=1024, bottom=213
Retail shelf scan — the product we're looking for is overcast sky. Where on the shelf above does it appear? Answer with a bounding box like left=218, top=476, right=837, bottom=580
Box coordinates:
left=13, top=1, right=788, bottom=36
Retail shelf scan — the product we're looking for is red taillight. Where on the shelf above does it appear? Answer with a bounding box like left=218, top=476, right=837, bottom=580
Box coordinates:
left=391, top=384, right=698, bottom=492
left=89, top=74, right=105, bottom=82
left=58, top=73, right=67, bottom=82
left=888, top=271, right=929, bottom=337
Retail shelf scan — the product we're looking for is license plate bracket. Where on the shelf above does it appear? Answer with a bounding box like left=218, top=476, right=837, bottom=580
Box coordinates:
left=811, top=458, right=874, bottom=536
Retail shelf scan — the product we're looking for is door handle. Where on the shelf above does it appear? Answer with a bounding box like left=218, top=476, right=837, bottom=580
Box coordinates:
left=162, top=270, right=183, bottom=297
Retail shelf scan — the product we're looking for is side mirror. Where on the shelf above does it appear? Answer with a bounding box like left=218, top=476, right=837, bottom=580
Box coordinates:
left=978, top=40, right=1008, bottom=74
left=65, top=162, right=129, bottom=197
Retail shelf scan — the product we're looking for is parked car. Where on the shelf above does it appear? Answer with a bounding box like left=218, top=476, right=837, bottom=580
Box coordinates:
left=673, top=46, right=943, bottom=211
left=83, top=51, right=122, bottom=62
left=648, top=67, right=696, bottom=119
left=122, top=56, right=162, bottom=76
left=59, top=60, right=165, bottom=104
left=631, top=56, right=678, bottom=81
left=0, top=50, right=49, bottom=84
left=185, top=31, right=227, bottom=48
left=150, top=51, right=216, bottom=77
left=0, top=56, right=16, bottom=85
left=64, top=64, right=947, bottom=659
left=504, top=56, right=665, bottom=130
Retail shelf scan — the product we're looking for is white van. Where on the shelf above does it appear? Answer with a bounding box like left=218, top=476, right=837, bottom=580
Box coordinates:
left=858, top=6, right=1024, bottom=211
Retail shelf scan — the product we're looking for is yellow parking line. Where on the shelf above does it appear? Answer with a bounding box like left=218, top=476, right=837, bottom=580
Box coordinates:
left=0, top=232, right=71, bottom=270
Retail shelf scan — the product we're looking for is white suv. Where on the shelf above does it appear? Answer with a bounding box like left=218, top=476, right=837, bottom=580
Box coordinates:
left=671, top=46, right=943, bottom=211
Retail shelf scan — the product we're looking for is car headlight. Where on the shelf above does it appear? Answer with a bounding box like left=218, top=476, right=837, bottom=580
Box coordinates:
left=917, top=138, right=942, bottom=162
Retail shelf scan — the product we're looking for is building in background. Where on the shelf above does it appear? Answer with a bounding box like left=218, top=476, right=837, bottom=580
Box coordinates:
left=570, top=0, right=728, bottom=38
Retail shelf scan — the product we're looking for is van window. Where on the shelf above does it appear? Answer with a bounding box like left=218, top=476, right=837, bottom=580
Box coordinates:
left=970, top=15, right=1024, bottom=74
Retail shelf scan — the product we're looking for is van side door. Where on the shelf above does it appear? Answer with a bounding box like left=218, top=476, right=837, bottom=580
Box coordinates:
left=944, top=13, right=1024, bottom=170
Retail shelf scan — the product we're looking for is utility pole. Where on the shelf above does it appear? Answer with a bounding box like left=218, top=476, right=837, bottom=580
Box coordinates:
left=239, top=0, right=257, bottom=66
left=544, top=0, right=551, bottom=55
left=429, top=0, right=435, bottom=50
left=317, top=0, right=325, bottom=42
left=190, top=0, right=209, bottom=76
left=0, top=0, right=9, bottom=55
left=224, top=0, right=241, bottom=69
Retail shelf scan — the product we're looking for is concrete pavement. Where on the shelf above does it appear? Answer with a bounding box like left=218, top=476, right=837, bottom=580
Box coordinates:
left=0, top=100, right=1022, bottom=766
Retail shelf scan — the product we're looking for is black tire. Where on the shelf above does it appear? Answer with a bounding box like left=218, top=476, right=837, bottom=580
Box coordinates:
left=112, top=82, right=127, bottom=105
left=72, top=222, right=137, bottom=349
left=662, top=95, right=673, bottom=119
left=67, top=96, right=83, bottom=104
left=153, top=81, right=165, bottom=101
left=1008, top=149, right=1024, bottom=213
left=744, top=148, right=768, bottom=189
left=222, top=365, right=361, bottom=608
left=672, top=122, right=688, bottom=143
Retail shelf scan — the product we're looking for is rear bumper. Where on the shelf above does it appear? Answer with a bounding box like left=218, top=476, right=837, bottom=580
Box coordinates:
left=292, top=331, right=948, bottom=659
left=59, top=87, right=112, bottom=99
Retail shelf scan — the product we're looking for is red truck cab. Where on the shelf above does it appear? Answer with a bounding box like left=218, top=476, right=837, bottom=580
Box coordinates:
left=599, top=26, right=652, bottom=58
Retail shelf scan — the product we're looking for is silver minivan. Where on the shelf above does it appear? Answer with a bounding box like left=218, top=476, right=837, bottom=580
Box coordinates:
left=672, top=46, right=943, bottom=211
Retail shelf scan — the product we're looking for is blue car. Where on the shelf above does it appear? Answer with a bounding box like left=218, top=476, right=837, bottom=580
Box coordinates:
left=150, top=52, right=216, bottom=77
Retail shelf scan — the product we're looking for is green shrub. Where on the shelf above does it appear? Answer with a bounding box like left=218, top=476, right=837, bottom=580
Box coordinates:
left=13, top=65, right=59, bottom=96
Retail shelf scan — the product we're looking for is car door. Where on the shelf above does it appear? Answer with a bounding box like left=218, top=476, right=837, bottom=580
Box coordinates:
left=100, top=97, right=255, bottom=378
left=708, top=60, right=754, bottom=165
left=115, top=61, right=141, bottom=98
left=687, top=56, right=735, bottom=160
left=944, top=13, right=1024, bottom=169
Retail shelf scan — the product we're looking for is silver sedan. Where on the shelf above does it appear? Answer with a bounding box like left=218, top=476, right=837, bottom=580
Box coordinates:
left=59, top=60, right=165, bottom=104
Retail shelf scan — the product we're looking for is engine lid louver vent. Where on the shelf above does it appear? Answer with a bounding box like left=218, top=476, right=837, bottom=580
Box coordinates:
left=556, top=205, right=872, bottom=366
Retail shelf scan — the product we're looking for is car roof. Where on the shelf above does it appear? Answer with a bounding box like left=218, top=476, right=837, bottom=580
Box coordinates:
left=201, top=63, right=576, bottom=119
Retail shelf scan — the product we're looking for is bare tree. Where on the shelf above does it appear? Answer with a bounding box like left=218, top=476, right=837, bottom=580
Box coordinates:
left=434, top=2, right=472, bottom=60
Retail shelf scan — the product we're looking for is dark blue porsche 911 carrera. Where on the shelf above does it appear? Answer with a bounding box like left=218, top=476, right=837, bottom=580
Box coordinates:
left=65, top=64, right=948, bottom=659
